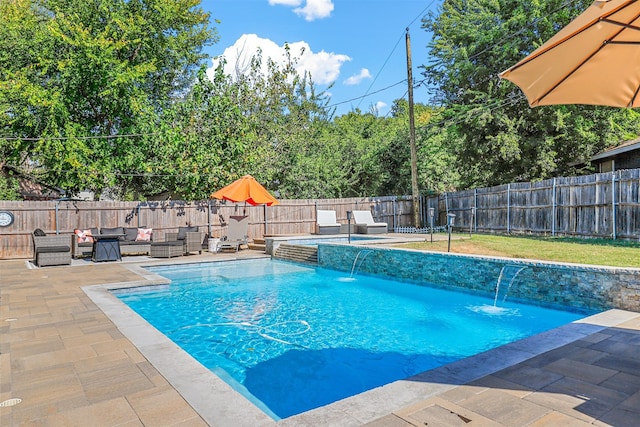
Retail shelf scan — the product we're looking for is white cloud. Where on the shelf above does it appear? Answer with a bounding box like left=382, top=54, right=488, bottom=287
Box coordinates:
left=269, top=0, right=334, bottom=21
left=344, top=68, right=372, bottom=86
left=294, top=0, right=334, bottom=21
left=208, top=34, right=350, bottom=86
left=375, top=101, right=387, bottom=111
left=268, top=0, right=301, bottom=6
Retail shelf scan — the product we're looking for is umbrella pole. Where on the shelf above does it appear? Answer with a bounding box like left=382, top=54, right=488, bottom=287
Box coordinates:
left=264, top=204, right=267, bottom=236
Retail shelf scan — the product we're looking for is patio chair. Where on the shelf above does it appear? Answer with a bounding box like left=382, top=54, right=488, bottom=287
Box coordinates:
left=150, top=226, right=203, bottom=258
left=219, top=216, right=249, bottom=252
left=351, top=210, right=388, bottom=234
left=32, top=229, right=72, bottom=267
left=315, top=210, right=341, bottom=234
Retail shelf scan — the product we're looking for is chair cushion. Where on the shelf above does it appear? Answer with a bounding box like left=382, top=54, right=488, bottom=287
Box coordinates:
left=151, top=240, right=183, bottom=247
left=177, top=226, right=198, bottom=240
left=36, top=245, right=71, bottom=253
left=124, top=227, right=139, bottom=241
left=33, top=228, right=47, bottom=237
left=76, top=242, right=93, bottom=248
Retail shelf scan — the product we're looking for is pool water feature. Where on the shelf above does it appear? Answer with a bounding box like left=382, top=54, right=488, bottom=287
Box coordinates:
left=115, top=258, right=587, bottom=420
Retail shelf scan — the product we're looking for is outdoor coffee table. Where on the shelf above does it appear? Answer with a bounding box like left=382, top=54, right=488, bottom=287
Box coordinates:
left=92, top=234, right=124, bottom=262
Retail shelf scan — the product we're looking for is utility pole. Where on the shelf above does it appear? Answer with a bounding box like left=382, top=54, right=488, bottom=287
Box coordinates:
left=406, top=28, right=420, bottom=228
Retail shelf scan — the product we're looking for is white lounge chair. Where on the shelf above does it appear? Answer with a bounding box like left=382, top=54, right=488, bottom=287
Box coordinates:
left=219, top=215, right=249, bottom=252
left=351, top=210, right=387, bottom=234
left=316, top=210, right=341, bottom=234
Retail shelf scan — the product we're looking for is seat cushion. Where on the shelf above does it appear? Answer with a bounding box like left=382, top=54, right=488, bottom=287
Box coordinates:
left=151, top=240, right=183, bottom=247
left=36, top=245, right=71, bottom=253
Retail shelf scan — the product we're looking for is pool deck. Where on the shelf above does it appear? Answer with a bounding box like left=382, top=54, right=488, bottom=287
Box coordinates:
left=2, top=248, right=640, bottom=426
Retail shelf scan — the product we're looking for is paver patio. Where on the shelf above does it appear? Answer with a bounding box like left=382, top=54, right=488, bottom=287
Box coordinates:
left=1, top=253, right=639, bottom=426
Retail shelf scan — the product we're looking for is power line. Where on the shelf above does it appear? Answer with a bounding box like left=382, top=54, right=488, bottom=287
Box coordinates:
left=0, top=132, right=160, bottom=141
left=328, top=79, right=407, bottom=108
left=347, top=0, right=438, bottom=111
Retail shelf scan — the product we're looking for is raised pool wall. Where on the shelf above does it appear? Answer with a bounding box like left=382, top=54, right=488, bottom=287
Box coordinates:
left=317, top=244, right=640, bottom=313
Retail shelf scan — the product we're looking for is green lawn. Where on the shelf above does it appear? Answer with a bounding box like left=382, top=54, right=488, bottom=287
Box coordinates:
left=396, top=233, right=640, bottom=268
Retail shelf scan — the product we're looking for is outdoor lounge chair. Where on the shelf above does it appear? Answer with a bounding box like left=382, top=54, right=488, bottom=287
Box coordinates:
left=32, top=229, right=72, bottom=267
left=315, top=210, right=341, bottom=234
left=351, top=210, right=388, bottom=234
left=219, top=216, right=249, bottom=252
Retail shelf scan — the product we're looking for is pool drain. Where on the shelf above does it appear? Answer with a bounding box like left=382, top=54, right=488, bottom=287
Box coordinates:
left=0, top=398, right=22, bottom=407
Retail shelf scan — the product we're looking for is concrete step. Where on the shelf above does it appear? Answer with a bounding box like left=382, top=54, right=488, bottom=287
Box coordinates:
left=248, top=242, right=266, bottom=252
left=273, top=243, right=318, bottom=265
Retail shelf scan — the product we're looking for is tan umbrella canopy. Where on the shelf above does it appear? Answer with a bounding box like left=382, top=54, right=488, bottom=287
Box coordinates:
left=210, top=174, right=279, bottom=206
left=500, top=0, right=640, bottom=108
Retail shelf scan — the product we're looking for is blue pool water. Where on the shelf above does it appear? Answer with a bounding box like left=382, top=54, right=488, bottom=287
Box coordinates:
left=116, top=258, right=586, bottom=420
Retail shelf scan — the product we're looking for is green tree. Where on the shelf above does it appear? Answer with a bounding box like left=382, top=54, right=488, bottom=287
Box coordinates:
left=0, top=0, right=215, bottom=198
left=422, top=0, right=640, bottom=189
left=216, top=47, right=334, bottom=198
left=132, top=67, right=253, bottom=200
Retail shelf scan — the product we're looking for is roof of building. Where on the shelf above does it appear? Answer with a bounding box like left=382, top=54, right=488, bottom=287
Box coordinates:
left=591, top=136, right=640, bottom=161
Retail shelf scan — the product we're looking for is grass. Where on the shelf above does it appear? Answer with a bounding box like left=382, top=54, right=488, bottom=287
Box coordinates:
left=395, top=233, right=640, bottom=268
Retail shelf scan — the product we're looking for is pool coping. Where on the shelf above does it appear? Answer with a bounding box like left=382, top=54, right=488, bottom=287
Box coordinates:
left=264, top=233, right=426, bottom=255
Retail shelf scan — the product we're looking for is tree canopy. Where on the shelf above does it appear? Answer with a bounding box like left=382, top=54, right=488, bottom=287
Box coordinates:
left=0, top=0, right=214, bottom=198
left=2, top=0, right=640, bottom=202
left=421, top=0, right=640, bottom=189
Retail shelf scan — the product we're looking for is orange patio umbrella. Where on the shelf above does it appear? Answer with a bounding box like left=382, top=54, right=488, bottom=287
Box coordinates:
left=210, top=175, right=279, bottom=206
left=500, top=0, right=640, bottom=108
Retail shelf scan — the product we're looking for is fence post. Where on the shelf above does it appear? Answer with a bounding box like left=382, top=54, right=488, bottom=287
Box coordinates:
left=474, top=188, right=478, bottom=232
left=506, top=184, right=511, bottom=234
left=612, top=171, right=617, bottom=240
left=552, top=178, right=556, bottom=236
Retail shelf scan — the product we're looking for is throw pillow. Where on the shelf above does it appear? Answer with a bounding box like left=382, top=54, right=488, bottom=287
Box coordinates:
left=135, top=228, right=152, bottom=242
left=74, top=229, right=94, bottom=243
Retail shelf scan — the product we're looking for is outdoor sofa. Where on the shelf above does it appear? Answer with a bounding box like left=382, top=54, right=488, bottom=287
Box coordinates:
left=72, top=226, right=153, bottom=258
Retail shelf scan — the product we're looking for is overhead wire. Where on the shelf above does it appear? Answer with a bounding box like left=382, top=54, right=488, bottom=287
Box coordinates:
left=327, top=0, right=439, bottom=111
left=330, top=0, right=584, bottom=117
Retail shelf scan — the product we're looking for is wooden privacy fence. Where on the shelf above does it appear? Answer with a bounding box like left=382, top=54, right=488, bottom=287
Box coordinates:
left=435, top=169, right=640, bottom=240
left=0, top=196, right=415, bottom=259
left=1, top=169, right=638, bottom=259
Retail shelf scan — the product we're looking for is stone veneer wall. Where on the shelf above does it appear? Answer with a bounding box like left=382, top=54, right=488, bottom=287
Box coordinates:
left=317, top=244, right=640, bottom=313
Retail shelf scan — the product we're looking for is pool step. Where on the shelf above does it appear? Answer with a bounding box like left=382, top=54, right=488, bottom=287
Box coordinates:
left=273, top=244, right=318, bottom=265
left=248, top=238, right=266, bottom=252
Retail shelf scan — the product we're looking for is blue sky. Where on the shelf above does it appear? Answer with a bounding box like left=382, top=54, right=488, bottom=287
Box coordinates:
left=199, top=0, right=440, bottom=116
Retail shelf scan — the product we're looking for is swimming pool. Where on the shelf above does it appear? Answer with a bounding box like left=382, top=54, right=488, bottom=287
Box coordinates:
left=115, top=258, right=586, bottom=420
